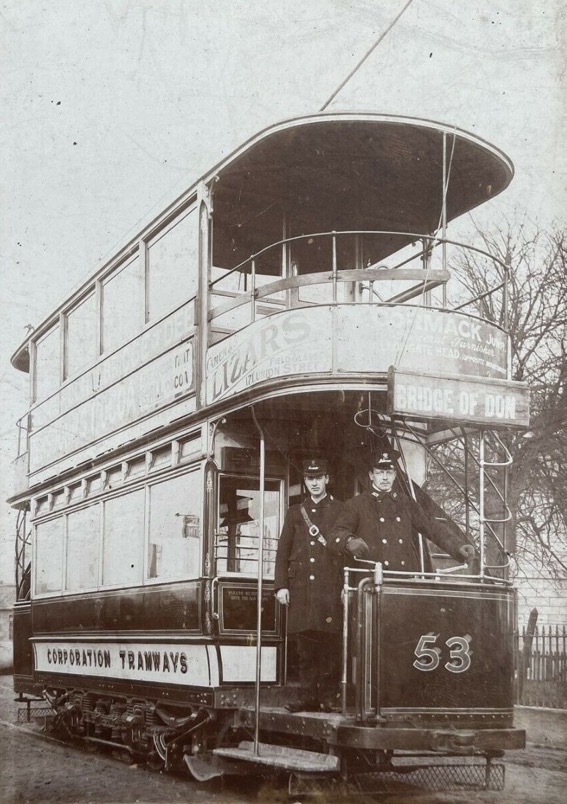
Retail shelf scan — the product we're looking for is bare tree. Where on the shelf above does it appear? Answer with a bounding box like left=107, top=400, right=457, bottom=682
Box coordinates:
left=450, top=219, right=567, bottom=580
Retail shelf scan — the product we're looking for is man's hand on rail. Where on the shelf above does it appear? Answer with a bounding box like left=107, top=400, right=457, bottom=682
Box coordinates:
left=276, top=588, right=290, bottom=606
left=457, top=544, right=476, bottom=564
left=345, top=537, right=370, bottom=560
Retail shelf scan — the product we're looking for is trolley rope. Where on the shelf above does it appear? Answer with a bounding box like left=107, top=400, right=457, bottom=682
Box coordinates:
left=320, top=0, right=417, bottom=111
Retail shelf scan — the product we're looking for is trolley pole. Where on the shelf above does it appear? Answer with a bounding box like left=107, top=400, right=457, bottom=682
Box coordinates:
left=251, top=407, right=266, bottom=756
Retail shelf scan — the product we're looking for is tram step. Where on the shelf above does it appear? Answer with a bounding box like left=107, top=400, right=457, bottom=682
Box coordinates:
left=213, top=741, right=340, bottom=773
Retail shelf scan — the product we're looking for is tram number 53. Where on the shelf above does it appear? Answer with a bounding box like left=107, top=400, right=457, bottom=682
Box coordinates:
left=413, top=632, right=472, bottom=673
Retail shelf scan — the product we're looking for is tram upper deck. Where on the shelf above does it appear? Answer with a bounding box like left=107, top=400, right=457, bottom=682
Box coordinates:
left=9, top=113, right=523, bottom=498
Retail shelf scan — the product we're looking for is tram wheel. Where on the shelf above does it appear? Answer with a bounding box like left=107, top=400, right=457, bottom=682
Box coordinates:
left=146, top=751, right=166, bottom=772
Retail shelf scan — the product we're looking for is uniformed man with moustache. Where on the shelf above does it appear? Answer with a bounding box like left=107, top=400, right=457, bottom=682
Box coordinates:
left=274, top=458, right=344, bottom=712
left=330, top=449, right=476, bottom=571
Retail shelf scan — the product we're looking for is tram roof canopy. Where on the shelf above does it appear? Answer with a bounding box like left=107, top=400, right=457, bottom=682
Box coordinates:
left=11, top=112, right=513, bottom=370
left=209, top=113, right=514, bottom=271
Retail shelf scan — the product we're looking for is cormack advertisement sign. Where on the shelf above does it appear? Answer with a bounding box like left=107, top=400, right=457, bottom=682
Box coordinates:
left=205, top=306, right=508, bottom=405
left=336, top=306, right=507, bottom=379
left=388, top=368, right=530, bottom=428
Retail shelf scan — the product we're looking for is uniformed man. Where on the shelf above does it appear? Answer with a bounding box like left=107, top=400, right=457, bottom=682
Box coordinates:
left=274, top=458, right=344, bottom=712
left=330, top=450, right=476, bottom=570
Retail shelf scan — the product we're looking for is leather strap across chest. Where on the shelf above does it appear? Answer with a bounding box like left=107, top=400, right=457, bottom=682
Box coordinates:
left=299, top=505, right=327, bottom=547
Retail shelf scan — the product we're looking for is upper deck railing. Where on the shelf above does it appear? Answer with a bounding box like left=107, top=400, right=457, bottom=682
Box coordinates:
left=10, top=228, right=514, bottom=494
left=207, top=230, right=509, bottom=340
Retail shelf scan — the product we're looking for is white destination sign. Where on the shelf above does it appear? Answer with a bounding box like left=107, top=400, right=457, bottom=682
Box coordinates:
left=388, top=368, right=530, bottom=428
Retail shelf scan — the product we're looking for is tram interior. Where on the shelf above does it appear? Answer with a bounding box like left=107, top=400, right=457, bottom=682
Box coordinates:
left=211, top=390, right=505, bottom=584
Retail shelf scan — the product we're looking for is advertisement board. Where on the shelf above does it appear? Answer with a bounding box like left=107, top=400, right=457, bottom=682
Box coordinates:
left=336, top=306, right=507, bottom=379
left=30, top=339, right=194, bottom=474
left=205, top=305, right=509, bottom=405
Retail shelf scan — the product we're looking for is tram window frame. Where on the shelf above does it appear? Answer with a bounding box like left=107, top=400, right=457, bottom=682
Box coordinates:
left=65, top=503, right=101, bottom=592
left=34, top=515, right=65, bottom=596
left=146, top=468, right=203, bottom=583
left=146, top=202, right=199, bottom=324
left=101, top=487, right=145, bottom=588
left=34, top=323, right=61, bottom=403
left=30, top=460, right=205, bottom=597
left=101, top=253, right=145, bottom=354
left=64, top=288, right=99, bottom=381
left=215, top=475, right=283, bottom=579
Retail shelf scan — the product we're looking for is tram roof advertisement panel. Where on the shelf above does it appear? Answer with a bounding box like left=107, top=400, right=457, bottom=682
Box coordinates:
left=205, top=305, right=508, bottom=405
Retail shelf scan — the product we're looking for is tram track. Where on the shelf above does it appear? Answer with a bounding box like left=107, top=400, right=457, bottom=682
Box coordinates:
left=1, top=678, right=566, bottom=803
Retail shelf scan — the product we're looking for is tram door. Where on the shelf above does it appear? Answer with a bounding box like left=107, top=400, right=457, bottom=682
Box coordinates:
left=216, top=475, right=282, bottom=576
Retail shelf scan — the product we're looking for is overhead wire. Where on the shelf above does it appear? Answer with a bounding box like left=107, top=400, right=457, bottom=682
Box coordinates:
left=320, top=0, right=417, bottom=111
left=393, top=128, right=458, bottom=367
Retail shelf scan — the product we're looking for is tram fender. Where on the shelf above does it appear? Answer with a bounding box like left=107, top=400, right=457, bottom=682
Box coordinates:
left=430, top=729, right=475, bottom=753
left=333, top=725, right=526, bottom=753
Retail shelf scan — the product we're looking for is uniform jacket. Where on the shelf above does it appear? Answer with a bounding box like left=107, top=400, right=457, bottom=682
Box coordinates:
left=329, top=489, right=468, bottom=572
left=274, top=494, right=344, bottom=634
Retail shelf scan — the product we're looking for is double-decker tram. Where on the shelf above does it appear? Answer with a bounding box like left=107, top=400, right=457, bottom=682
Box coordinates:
left=10, top=113, right=529, bottom=794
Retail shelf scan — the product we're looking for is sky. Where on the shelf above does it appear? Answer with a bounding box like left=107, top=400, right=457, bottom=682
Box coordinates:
left=0, top=0, right=565, bottom=581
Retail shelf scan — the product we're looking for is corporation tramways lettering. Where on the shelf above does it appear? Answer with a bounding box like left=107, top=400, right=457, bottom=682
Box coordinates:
left=47, top=647, right=111, bottom=668
left=45, top=646, right=190, bottom=675
left=119, top=649, right=189, bottom=674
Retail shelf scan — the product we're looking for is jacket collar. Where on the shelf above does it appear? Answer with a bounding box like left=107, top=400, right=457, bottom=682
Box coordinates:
left=303, top=493, right=331, bottom=506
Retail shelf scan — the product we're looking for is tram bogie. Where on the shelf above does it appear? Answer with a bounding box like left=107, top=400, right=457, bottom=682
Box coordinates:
left=9, top=113, right=528, bottom=793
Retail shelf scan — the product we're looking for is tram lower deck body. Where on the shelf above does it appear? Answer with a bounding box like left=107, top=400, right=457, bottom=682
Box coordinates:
left=14, top=576, right=525, bottom=792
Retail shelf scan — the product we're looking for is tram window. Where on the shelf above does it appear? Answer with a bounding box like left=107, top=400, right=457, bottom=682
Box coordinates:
left=35, top=325, right=60, bottom=401
left=179, top=434, right=201, bottom=463
left=35, top=496, right=49, bottom=515
left=216, top=477, right=281, bottom=577
left=126, top=456, right=146, bottom=481
left=102, top=489, right=144, bottom=587
left=66, top=505, right=100, bottom=592
left=147, top=471, right=201, bottom=580
left=150, top=444, right=171, bottom=472
left=102, top=255, right=144, bottom=354
left=87, top=474, right=102, bottom=496
left=66, top=291, right=98, bottom=379
left=35, top=517, right=64, bottom=595
left=147, top=207, right=198, bottom=322
left=67, top=483, right=83, bottom=504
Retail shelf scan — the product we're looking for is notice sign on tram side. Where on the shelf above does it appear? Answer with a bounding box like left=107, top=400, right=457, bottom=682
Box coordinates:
left=387, top=367, right=530, bottom=428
